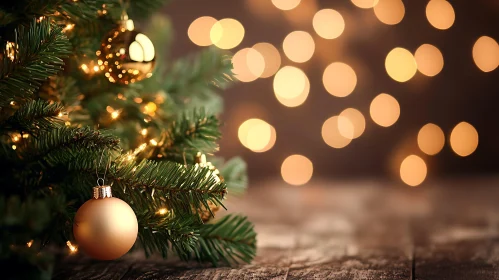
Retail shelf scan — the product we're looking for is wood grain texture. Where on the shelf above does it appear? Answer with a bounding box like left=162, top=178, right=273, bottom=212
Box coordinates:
left=54, top=178, right=499, bottom=279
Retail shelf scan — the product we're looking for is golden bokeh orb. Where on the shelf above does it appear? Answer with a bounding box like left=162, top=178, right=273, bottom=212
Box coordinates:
left=373, top=0, right=405, bottom=25
left=232, top=48, right=265, bottom=82
left=313, top=9, right=345, bottom=39
left=472, top=36, right=499, bottom=72
left=323, top=62, right=357, bottom=97
left=321, top=116, right=354, bottom=148
left=281, top=154, right=314, bottom=186
left=450, top=122, right=479, bottom=157
left=272, top=0, right=301, bottom=10
left=238, top=119, right=276, bottom=152
left=283, top=31, right=315, bottom=63
left=417, top=123, right=445, bottom=155
left=340, top=108, right=366, bottom=139
left=210, top=18, right=245, bottom=50
left=385, top=47, right=417, bottom=82
left=370, top=93, right=400, bottom=127
left=273, top=66, right=309, bottom=107
left=188, top=16, right=218, bottom=46
left=400, top=155, right=427, bottom=187
left=425, top=0, right=455, bottom=30
left=351, top=0, right=379, bottom=9
left=414, top=44, right=444, bottom=77
left=252, top=43, right=281, bottom=78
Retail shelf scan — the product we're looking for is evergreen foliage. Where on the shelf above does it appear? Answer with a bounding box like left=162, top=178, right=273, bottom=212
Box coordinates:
left=0, top=0, right=255, bottom=277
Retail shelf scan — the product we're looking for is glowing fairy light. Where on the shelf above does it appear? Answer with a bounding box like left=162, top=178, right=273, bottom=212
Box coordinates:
left=66, top=241, right=78, bottom=253
left=27, top=240, right=33, bottom=248
left=110, top=110, right=120, bottom=119
left=141, top=129, right=148, bottom=136
left=150, top=139, right=158, bottom=146
left=157, top=208, right=168, bottom=215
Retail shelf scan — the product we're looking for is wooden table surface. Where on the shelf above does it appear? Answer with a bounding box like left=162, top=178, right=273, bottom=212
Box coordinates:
left=54, top=178, right=499, bottom=279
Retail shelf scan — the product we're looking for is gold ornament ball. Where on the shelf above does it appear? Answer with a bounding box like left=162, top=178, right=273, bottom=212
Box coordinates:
left=98, top=22, right=156, bottom=85
left=73, top=187, right=138, bottom=260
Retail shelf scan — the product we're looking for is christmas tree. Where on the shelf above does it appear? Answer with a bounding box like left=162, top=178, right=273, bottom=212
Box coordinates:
left=0, top=1, right=256, bottom=279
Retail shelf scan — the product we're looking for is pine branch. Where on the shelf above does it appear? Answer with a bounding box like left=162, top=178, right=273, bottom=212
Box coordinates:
left=137, top=210, right=199, bottom=259
left=194, top=214, right=257, bottom=266
left=164, top=48, right=235, bottom=110
left=148, top=108, right=221, bottom=162
left=0, top=0, right=118, bottom=24
left=111, top=157, right=227, bottom=216
left=218, top=157, right=248, bottom=196
left=16, top=127, right=120, bottom=166
left=2, top=100, right=64, bottom=136
left=0, top=19, right=71, bottom=107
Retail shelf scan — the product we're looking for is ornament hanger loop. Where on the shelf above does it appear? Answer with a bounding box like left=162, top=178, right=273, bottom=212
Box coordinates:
left=95, top=149, right=111, bottom=187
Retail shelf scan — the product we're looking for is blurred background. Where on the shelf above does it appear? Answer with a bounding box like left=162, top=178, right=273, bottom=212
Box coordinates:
left=163, top=0, right=499, bottom=187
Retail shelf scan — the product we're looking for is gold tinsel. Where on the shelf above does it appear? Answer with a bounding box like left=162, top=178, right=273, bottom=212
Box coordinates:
left=194, top=152, right=225, bottom=222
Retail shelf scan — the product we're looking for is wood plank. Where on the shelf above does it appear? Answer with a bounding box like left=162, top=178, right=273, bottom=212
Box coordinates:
left=412, top=179, right=499, bottom=280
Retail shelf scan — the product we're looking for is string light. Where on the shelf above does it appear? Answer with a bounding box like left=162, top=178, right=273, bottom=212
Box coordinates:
left=66, top=241, right=78, bottom=253
left=157, top=208, right=168, bottom=215
left=141, top=129, right=148, bottom=136
left=26, top=240, right=33, bottom=248
left=150, top=139, right=158, bottom=146
left=110, top=110, right=120, bottom=119
left=63, top=24, right=75, bottom=32
left=143, top=102, right=157, bottom=116
left=11, top=145, right=16, bottom=150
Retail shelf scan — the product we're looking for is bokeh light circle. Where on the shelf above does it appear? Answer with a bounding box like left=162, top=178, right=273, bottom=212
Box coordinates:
left=472, top=36, right=499, bottom=72
left=415, top=44, right=444, bottom=77
left=232, top=48, right=265, bottom=82
left=210, top=18, right=245, bottom=49
left=426, top=0, right=455, bottom=30
left=323, top=62, right=357, bottom=97
left=370, top=93, right=400, bottom=127
left=188, top=16, right=218, bottom=46
left=238, top=118, right=276, bottom=152
left=321, top=116, right=353, bottom=148
left=281, top=154, right=313, bottom=186
left=273, top=66, right=309, bottom=107
left=400, top=155, right=427, bottom=187
left=418, top=123, right=445, bottom=155
left=340, top=108, right=366, bottom=139
left=351, top=0, right=379, bottom=9
left=283, top=31, right=315, bottom=63
left=272, top=0, right=301, bottom=11
left=385, top=47, right=417, bottom=82
left=313, top=9, right=345, bottom=39
left=373, top=0, right=405, bottom=25
left=450, top=122, right=479, bottom=157
left=252, top=43, right=281, bottom=78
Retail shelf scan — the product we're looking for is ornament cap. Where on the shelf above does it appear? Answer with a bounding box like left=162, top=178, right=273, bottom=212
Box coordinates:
left=93, top=186, right=113, bottom=199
